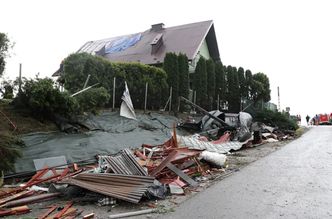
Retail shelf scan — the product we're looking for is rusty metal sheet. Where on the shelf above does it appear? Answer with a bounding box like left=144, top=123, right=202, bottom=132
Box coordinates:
left=101, top=149, right=147, bottom=176
left=62, top=173, right=154, bottom=204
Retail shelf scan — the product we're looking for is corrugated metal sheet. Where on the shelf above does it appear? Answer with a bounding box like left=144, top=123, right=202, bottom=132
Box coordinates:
left=101, top=149, right=147, bottom=176
left=63, top=173, right=154, bottom=203
left=177, top=135, right=248, bottom=154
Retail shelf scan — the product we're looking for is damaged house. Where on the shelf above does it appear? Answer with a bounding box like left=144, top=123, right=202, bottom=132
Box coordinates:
left=53, top=20, right=221, bottom=76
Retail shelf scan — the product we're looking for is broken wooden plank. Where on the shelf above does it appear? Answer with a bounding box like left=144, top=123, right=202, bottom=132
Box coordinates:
left=166, top=163, right=198, bottom=187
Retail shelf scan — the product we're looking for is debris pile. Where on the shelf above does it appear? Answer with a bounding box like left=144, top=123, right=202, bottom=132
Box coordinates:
left=0, top=163, right=85, bottom=217
left=1, top=105, right=298, bottom=218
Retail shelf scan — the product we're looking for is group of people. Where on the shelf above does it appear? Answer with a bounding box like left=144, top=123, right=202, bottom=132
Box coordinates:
left=305, top=114, right=331, bottom=125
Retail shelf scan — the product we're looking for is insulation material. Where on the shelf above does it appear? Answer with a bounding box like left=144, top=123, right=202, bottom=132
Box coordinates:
left=200, top=151, right=227, bottom=167
left=120, top=82, right=137, bottom=120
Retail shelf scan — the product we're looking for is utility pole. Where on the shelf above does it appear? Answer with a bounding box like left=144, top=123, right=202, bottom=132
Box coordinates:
left=144, top=82, right=148, bottom=113
left=18, top=63, right=22, bottom=93
left=277, top=86, right=280, bottom=111
left=169, top=87, right=172, bottom=113
left=112, top=77, right=116, bottom=111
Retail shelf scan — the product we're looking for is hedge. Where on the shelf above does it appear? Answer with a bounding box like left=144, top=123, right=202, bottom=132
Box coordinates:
left=61, top=53, right=168, bottom=110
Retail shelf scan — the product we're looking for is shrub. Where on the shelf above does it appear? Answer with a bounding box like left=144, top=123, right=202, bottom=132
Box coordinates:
left=75, top=87, right=110, bottom=114
left=253, top=109, right=299, bottom=130
left=14, top=78, right=79, bottom=119
left=61, top=53, right=168, bottom=110
left=0, top=80, right=14, bottom=99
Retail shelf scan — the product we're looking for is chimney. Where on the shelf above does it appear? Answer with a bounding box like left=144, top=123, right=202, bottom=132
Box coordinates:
left=151, top=33, right=163, bottom=54
left=151, top=23, right=165, bottom=32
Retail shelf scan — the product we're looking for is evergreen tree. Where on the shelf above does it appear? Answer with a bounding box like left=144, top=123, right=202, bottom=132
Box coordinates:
left=178, top=53, right=189, bottom=99
left=252, top=72, right=271, bottom=104
left=194, top=57, right=207, bottom=108
left=245, top=69, right=253, bottom=99
left=0, top=33, right=11, bottom=77
left=226, top=65, right=234, bottom=111
left=226, top=66, right=241, bottom=112
left=238, top=67, right=246, bottom=99
left=232, top=67, right=241, bottom=112
left=222, top=65, right=227, bottom=100
left=215, top=62, right=226, bottom=108
left=206, top=59, right=215, bottom=109
left=163, top=53, right=179, bottom=111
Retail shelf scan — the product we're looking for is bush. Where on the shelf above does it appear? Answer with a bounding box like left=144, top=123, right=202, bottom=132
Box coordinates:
left=253, top=109, right=299, bottom=130
left=14, top=78, right=79, bottom=119
left=61, top=53, right=168, bottom=110
left=75, top=87, right=110, bottom=114
left=0, top=80, right=14, bottom=99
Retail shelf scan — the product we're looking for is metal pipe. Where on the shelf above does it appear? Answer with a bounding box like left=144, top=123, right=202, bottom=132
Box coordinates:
left=71, top=83, right=99, bottom=97
left=109, top=209, right=157, bottom=219
left=1, top=193, right=61, bottom=208
left=169, top=87, right=172, bottom=113
left=83, top=74, right=91, bottom=89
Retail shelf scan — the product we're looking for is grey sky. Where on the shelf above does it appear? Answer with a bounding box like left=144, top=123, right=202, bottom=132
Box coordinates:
left=1, top=0, right=331, bottom=119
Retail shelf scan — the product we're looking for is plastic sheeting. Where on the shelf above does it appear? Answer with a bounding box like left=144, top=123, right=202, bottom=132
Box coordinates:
left=14, top=112, right=179, bottom=173
left=105, top=33, right=142, bottom=54
left=237, top=112, right=253, bottom=142
left=239, top=112, right=252, bottom=128
left=120, top=82, right=136, bottom=120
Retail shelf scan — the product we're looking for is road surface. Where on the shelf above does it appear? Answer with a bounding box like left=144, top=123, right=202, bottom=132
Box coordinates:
left=162, top=127, right=332, bottom=218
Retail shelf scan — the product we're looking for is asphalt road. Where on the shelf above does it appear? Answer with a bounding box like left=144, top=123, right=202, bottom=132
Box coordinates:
left=162, top=127, right=332, bottom=219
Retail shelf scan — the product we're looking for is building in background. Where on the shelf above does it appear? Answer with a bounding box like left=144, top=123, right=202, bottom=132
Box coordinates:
left=53, top=20, right=220, bottom=76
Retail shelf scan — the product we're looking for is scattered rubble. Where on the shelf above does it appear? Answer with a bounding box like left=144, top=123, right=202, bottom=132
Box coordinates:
left=1, top=107, right=302, bottom=218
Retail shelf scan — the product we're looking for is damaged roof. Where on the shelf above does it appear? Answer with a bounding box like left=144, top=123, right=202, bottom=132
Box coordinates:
left=77, top=20, right=220, bottom=65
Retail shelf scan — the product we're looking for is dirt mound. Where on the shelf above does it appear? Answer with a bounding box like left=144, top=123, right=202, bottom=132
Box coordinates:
left=0, top=101, right=57, bottom=135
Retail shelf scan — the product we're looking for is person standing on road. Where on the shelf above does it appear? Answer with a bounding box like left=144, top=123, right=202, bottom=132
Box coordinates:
left=315, top=114, right=320, bottom=125
left=306, top=115, right=310, bottom=125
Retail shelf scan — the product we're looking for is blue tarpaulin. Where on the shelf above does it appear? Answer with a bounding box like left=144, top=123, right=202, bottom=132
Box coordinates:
left=105, top=33, right=142, bottom=54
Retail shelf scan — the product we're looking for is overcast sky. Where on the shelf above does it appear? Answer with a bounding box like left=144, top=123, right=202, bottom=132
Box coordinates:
left=1, top=0, right=331, bottom=119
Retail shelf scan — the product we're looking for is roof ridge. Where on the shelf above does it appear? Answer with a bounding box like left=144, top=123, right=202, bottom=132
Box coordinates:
left=165, top=20, right=213, bottom=30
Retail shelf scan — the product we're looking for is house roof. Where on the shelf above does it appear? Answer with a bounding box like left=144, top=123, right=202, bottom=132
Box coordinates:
left=78, top=20, right=220, bottom=64
left=53, top=20, right=220, bottom=76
